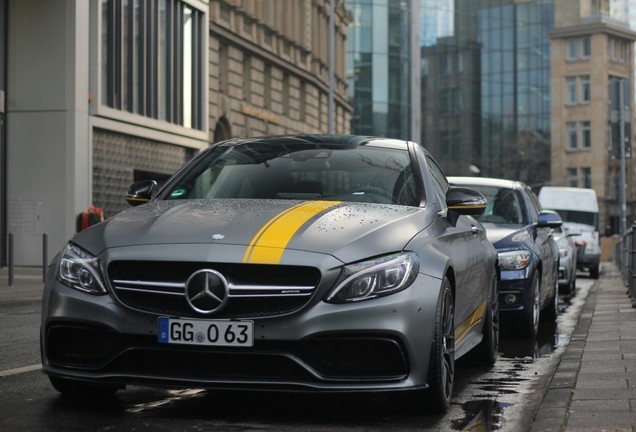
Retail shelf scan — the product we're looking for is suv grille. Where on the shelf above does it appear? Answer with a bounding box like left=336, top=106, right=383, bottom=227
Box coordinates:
left=108, top=261, right=321, bottom=319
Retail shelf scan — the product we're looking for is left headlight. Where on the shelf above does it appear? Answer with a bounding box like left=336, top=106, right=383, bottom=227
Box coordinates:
left=56, top=243, right=108, bottom=295
left=498, top=250, right=532, bottom=270
left=326, top=252, right=419, bottom=304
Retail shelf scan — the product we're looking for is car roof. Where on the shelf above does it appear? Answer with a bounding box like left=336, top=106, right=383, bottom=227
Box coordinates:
left=448, top=176, right=526, bottom=190
left=213, top=134, right=412, bottom=151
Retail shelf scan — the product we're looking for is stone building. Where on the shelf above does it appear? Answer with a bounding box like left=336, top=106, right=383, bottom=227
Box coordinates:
left=549, top=0, right=636, bottom=235
left=2, top=0, right=352, bottom=265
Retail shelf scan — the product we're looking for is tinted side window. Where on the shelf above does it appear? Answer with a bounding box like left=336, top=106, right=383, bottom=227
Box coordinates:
left=523, top=187, right=541, bottom=222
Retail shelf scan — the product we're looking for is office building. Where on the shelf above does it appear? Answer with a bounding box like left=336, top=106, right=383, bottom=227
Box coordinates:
left=0, top=0, right=352, bottom=265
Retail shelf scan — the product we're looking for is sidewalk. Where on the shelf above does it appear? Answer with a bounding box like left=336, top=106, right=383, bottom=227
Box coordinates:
left=0, top=266, right=45, bottom=302
left=532, top=262, right=636, bottom=431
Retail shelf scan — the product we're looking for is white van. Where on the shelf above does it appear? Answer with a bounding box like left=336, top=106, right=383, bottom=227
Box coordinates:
left=538, top=186, right=600, bottom=278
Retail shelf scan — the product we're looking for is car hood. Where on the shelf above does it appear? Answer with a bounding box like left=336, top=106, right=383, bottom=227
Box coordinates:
left=480, top=223, right=533, bottom=249
left=73, top=199, right=431, bottom=264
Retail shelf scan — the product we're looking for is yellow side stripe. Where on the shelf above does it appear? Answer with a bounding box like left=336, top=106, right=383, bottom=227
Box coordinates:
left=243, top=200, right=342, bottom=264
left=455, top=299, right=488, bottom=345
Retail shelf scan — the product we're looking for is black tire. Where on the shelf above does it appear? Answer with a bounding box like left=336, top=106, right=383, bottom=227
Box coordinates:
left=590, top=263, right=600, bottom=279
left=49, top=376, right=119, bottom=398
left=542, top=272, right=559, bottom=322
left=472, top=269, right=499, bottom=367
left=524, top=273, right=541, bottom=338
left=425, top=278, right=455, bottom=413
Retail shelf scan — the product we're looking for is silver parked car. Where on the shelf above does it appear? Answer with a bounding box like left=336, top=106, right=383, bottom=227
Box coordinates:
left=553, top=225, right=579, bottom=297
left=41, top=135, right=499, bottom=413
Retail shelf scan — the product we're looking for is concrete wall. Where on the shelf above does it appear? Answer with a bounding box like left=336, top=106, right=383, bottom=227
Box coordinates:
left=7, top=0, right=91, bottom=265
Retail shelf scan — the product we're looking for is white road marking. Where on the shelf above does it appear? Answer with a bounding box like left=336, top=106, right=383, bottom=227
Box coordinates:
left=0, top=363, right=42, bottom=378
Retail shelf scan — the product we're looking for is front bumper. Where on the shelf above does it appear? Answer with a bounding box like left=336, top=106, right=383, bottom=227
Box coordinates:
left=496, top=269, right=533, bottom=315
left=576, top=251, right=600, bottom=269
left=41, top=273, right=441, bottom=393
left=558, top=255, right=575, bottom=286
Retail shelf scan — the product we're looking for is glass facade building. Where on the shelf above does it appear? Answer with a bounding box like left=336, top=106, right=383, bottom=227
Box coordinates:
left=347, top=0, right=554, bottom=187
left=346, top=0, right=412, bottom=139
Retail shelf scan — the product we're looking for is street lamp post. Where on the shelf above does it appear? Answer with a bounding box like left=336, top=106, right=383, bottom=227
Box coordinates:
left=619, top=78, right=627, bottom=236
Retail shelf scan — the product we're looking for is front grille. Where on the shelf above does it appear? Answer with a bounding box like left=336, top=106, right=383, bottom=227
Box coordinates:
left=108, top=261, right=321, bottom=319
left=46, top=322, right=408, bottom=383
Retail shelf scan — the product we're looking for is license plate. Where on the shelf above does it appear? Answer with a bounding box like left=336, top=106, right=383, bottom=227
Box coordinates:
left=157, top=317, right=254, bottom=347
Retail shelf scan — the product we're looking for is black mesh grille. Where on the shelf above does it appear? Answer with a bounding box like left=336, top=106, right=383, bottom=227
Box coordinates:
left=107, top=261, right=321, bottom=319
left=46, top=323, right=408, bottom=383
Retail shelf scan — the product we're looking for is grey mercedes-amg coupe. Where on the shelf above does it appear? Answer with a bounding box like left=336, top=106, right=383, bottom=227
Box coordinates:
left=41, top=134, right=499, bottom=412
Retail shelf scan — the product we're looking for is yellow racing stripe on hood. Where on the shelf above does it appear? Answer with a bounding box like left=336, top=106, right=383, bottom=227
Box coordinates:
left=243, top=200, right=342, bottom=264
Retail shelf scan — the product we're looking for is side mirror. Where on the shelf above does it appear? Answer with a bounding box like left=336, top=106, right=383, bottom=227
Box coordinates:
left=446, top=186, right=487, bottom=216
left=126, top=180, right=158, bottom=207
left=537, top=209, right=562, bottom=228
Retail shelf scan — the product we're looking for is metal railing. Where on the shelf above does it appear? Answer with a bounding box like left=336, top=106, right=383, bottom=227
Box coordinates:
left=6, top=233, right=48, bottom=286
left=614, top=223, right=636, bottom=304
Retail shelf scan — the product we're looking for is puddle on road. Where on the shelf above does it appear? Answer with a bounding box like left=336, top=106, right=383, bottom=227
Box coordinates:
left=451, top=294, right=577, bottom=431
left=452, top=400, right=514, bottom=431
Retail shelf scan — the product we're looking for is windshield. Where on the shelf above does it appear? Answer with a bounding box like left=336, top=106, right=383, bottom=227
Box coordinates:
left=163, top=142, right=420, bottom=206
left=466, top=185, right=526, bottom=225
left=553, top=209, right=598, bottom=230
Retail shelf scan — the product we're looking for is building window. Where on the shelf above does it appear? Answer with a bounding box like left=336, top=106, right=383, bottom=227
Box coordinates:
left=440, top=88, right=462, bottom=115
left=282, top=73, right=290, bottom=115
left=263, top=64, right=272, bottom=109
left=566, top=77, right=577, bottom=104
left=609, top=37, right=627, bottom=63
left=567, top=122, right=578, bottom=150
left=440, top=129, right=462, bottom=158
left=567, top=168, right=578, bottom=187
left=581, top=36, right=591, bottom=58
left=566, top=38, right=577, bottom=60
left=439, top=52, right=452, bottom=75
left=219, top=43, right=229, bottom=94
left=581, top=120, right=591, bottom=149
left=440, top=89, right=452, bottom=115
left=101, top=0, right=205, bottom=130
left=581, top=167, right=591, bottom=188
left=567, top=37, right=591, bottom=60
left=243, top=54, right=252, bottom=102
left=580, top=75, right=590, bottom=103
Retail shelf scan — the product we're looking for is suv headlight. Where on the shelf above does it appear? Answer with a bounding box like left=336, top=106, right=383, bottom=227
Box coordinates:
left=326, top=252, right=419, bottom=304
left=498, top=250, right=532, bottom=270
left=56, top=243, right=107, bottom=295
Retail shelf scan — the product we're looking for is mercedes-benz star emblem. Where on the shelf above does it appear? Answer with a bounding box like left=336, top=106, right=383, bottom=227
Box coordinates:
left=185, top=269, right=229, bottom=314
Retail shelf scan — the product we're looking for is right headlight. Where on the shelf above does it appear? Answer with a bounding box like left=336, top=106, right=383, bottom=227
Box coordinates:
left=56, top=243, right=108, bottom=295
left=498, top=250, right=532, bottom=270
left=325, top=252, right=420, bottom=304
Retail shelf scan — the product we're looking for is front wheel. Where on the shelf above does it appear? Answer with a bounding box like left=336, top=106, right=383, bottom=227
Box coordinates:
left=425, top=278, right=455, bottom=413
left=590, top=263, right=600, bottom=279
left=542, top=272, right=559, bottom=322
left=523, top=273, right=541, bottom=338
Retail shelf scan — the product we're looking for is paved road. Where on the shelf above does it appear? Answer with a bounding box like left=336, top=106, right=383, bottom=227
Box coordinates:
left=0, top=267, right=595, bottom=431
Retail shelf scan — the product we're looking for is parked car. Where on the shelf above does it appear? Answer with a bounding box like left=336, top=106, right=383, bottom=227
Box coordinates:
left=41, top=135, right=499, bottom=413
left=553, top=225, right=580, bottom=297
left=538, top=187, right=600, bottom=278
left=448, top=177, right=561, bottom=337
